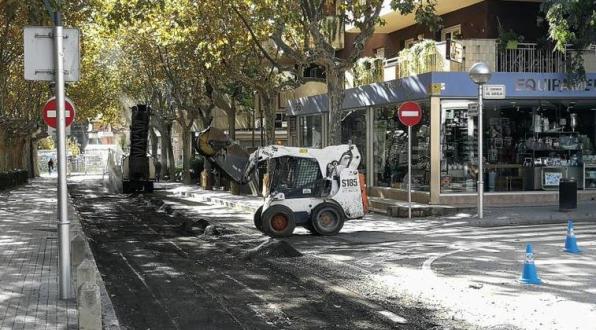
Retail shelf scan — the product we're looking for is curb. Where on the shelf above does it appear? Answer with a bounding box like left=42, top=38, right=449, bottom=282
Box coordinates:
left=177, top=190, right=261, bottom=214
left=68, top=195, right=121, bottom=330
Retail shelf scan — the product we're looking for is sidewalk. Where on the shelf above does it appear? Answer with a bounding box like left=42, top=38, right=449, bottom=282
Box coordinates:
left=163, top=182, right=596, bottom=226
left=0, top=177, right=77, bottom=329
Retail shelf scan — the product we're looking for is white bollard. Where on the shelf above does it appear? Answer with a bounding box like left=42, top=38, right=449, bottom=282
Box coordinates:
left=78, top=282, right=102, bottom=330
left=76, top=260, right=96, bottom=293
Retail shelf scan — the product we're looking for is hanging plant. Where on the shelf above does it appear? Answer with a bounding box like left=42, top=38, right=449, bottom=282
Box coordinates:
left=353, top=57, right=384, bottom=87
left=397, top=39, right=443, bottom=77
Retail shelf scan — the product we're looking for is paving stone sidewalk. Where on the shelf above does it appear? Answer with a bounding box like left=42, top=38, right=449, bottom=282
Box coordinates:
left=0, top=177, right=77, bottom=330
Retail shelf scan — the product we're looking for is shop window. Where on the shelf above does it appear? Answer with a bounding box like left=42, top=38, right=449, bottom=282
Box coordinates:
left=440, top=100, right=596, bottom=193
left=341, top=109, right=367, bottom=173
left=300, top=115, right=323, bottom=148
left=373, top=103, right=431, bottom=191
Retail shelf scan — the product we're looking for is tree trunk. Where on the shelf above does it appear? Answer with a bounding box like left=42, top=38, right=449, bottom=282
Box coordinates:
left=201, top=160, right=213, bottom=190
left=327, top=67, right=346, bottom=145
left=261, top=92, right=276, bottom=145
left=181, top=128, right=192, bottom=184
left=149, top=128, right=159, bottom=160
left=227, top=99, right=236, bottom=141
left=165, top=124, right=176, bottom=180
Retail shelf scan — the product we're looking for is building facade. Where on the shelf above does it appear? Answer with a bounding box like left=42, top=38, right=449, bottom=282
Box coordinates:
left=287, top=0, right=596, bottom=205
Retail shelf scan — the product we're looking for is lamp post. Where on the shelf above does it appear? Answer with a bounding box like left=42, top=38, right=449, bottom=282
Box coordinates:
left=468, top=62, right=491, bottom=219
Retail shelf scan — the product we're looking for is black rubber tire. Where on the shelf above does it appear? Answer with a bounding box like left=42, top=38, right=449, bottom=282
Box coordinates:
left=144, top=182, right=154, bottom=193
left=311, top=203, right=344, bottom=236
left=253, top=206, right=263, bottom=232
left=261, top=205, right=296, bottom=238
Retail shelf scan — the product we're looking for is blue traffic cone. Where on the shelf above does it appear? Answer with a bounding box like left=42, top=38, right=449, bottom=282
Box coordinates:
left=564, top=220, right=581, bottom=254
left=520, top=244, right=542, bottom=285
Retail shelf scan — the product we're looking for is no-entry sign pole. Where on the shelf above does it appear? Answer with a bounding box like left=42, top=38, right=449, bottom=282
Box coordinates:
left=407, top=125, right=412, bottom=219
left=54, top=12, right=71, bottom=300
left=397, top=101, right=423, bottom=219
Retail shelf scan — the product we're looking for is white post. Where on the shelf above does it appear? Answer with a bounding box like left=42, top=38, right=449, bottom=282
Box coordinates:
left=478, top=84, right=484, bottom=219
left=54, top=12, right=72, bottom=299
left=408, top=125, right=412, bottom=219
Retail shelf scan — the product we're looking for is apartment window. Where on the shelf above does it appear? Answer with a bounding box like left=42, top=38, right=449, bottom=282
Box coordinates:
left=375, top=47, right=385, bottom=59
left=441, top=24, right=462, bottom=41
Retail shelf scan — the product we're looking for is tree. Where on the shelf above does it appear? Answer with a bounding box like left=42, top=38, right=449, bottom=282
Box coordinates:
left=240, top=0, right=440, bottom=144
left=542, top=0, right=596, bottom=81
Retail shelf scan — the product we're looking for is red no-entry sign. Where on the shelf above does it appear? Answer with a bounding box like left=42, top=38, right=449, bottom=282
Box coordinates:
left=42, top=97, right=75, bottom=128
left=397, top=101, right=422, bottom=127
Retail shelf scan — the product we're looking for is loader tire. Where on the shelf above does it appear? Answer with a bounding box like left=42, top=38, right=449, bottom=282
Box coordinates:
left=262, top=205, right=296, bottom=238
left=253, top=206, right=263, bottom=232
left=311, top=203, right=344, bottom=236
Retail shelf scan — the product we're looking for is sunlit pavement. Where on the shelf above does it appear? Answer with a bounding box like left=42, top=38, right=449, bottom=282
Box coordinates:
left=0, top=177, right=77, bottom=329
left=157, top=181, right=596, bottom=330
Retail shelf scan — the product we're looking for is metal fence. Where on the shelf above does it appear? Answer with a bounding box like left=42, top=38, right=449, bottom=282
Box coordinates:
left=38, top=147, right=113, bottom=175
left=497, top=42, right=567, bottom=73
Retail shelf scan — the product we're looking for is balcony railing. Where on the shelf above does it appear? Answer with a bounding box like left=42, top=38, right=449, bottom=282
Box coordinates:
left=381, top=39, right=583, bottom=81
left=497, top=42, right=567, bottom=73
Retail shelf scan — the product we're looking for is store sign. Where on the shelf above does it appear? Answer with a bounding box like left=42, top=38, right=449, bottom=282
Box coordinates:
left=483, top=84, right=506, bottom=99
left=468, top=102, right=479, bottom=116
left=446, top=40, right=464, bottom=64
left=514, top=77, right=595, bottom=92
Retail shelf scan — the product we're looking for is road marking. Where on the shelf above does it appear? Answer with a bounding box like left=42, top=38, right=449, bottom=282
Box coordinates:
left=422, top=244, right=468, bottom=273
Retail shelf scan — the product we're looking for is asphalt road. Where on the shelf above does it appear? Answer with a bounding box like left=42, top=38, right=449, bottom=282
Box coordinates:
left=69, top=180, right=451, bottom=329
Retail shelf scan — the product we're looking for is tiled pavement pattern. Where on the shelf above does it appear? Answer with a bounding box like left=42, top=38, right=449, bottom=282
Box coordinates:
left=0, top=178, right=77, bottom=330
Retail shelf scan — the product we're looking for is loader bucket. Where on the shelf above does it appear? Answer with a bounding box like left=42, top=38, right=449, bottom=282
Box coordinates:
left=196, top=127, right=230, bottom=157
left=195, top=126, right=252, bottom=184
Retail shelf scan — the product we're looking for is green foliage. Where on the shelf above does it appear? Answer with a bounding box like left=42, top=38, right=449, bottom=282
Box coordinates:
left=67, top=137, right=80, bottom=157
left=353, top=57, right=384, bottom=87
left=397, top=39, right=443, bottom=78
left=38, top=137, right=55, bottom=150
left=542, top=0, right=596, bottom=81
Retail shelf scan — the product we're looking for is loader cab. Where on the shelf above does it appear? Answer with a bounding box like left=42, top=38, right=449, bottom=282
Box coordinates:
left=268, top=156, right=329, bottom=199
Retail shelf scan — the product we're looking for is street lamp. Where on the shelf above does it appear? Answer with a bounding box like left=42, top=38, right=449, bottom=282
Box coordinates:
left=468, top=62, right=491, bottom=219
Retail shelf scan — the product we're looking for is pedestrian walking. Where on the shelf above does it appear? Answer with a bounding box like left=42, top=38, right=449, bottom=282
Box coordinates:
left=154, top=160, right=162, bottom=182
left=47, top=158, right=54, bottom=175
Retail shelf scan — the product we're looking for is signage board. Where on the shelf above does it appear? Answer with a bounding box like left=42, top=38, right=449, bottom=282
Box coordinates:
left=446, top=40, right=464, bottom=63
left=42, top=97, right=76, bottom=128
left=468, top=102, right=479, bottom=116
left=483, top=84, right=506, bottom=99
left=24, top=26, right=80, bottom=81
left=397, top=101, right=422, bottom=127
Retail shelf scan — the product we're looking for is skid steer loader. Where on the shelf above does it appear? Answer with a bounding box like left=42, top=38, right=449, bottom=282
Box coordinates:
left=196, top=127, right=368, bottom=238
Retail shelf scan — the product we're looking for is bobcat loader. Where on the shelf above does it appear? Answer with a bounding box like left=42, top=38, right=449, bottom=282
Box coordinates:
left=196, top=127, right=368, bottom=237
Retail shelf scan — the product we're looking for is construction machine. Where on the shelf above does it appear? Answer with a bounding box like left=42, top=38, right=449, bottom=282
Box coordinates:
left=122, top=104, right=156, bottom=193
left=196, top=127, right=368, bottom=237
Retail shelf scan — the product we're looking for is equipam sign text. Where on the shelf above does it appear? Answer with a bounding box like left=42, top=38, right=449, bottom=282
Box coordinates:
left=515, top=78, right=595, bottom=92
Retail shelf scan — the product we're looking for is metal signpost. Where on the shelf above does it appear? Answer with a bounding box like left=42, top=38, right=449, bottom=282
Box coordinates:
left=24, top=8, right=80, bottom=299
left=397, top=101, right=423, bottom=219
left=468, top=63, right=492, bottom=219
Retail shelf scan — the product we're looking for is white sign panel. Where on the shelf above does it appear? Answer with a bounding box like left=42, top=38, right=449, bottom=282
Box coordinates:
left=48, top=126, right=71, bottom=137
left=483, top=84, right=506, bottom=99
left=468, top=102, right=479, bottom=116
left=24, top=26, right=80, bottom=81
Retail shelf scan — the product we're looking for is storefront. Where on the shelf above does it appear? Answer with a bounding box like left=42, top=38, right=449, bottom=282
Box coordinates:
left=288, top=72, right=596, bottom=205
